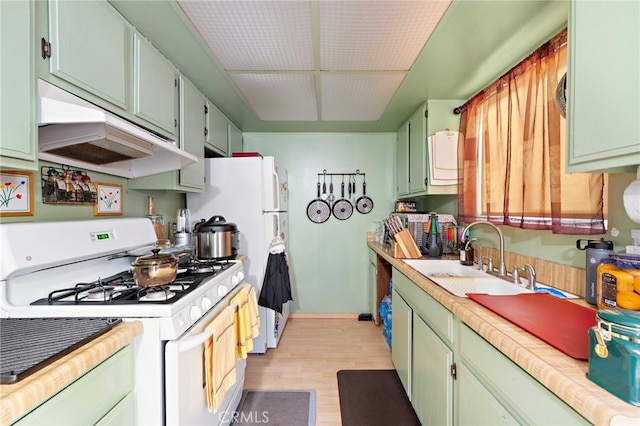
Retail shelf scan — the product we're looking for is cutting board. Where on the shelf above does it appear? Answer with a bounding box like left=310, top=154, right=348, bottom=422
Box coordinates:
left=467, top=293, right=597, bottom=360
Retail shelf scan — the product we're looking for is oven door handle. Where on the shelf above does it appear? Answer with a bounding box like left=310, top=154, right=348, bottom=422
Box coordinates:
left=177, top=330, right=213, bottom=353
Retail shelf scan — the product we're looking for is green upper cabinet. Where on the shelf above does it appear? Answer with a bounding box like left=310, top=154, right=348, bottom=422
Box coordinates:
left=228, top=121, right=243, bottom=155
left=205, top=101, right=228, bottom=156
left=178, top=76, right=205, bottom=190
left=396, top=121, right=409, bottom=196
left=0, top=0, right=37, bottom=169
left=46, top=0, right=128, bottom=110
left=566, top=0, right=640, bottom=173
left=133, top=32, right=177, bottom=137
left=397, top=100, right=462, bottom=198
left=128, top=75, right=204, bottom=192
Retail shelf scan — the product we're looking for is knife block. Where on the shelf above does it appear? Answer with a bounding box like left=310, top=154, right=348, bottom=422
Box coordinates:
left=390, top=232, right=422, bottom=259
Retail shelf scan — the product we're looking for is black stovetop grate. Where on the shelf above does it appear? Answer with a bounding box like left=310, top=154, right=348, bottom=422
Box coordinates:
left=0, top=317, right=121, bottom=384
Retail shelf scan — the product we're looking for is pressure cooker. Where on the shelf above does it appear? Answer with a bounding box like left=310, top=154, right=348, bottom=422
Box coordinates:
left=193, top=215, right=239, bottom=260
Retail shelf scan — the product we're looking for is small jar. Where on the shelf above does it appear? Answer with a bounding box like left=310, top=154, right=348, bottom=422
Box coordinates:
left=596, top=253, right=640, bottom=310
left=460, top=238, right=476, bottom=266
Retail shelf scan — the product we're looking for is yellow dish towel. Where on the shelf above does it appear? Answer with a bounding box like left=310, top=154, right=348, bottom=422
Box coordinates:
left=230, top=284, right=261, bottom=359
left=204, top=305, right=237, bottom=413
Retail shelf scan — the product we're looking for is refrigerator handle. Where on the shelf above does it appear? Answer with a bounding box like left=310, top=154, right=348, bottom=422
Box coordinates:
left=272, top=169, right=280, bottom=211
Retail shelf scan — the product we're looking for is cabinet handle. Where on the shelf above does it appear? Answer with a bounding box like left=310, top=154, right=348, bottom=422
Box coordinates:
left=41, top=38, right=51, bottom=59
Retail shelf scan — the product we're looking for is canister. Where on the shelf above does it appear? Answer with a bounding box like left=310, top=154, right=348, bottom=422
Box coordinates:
left=588, top=308, right=640, bottom=407
left=596, top=253, right=640, bottom=310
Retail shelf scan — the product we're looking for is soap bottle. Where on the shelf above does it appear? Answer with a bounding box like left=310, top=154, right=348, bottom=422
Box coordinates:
left=460, top=238, right=476, bottom=266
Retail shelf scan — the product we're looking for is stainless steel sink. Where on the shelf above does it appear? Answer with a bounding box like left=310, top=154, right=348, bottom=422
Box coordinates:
left=402, top=259, right=578, bottom=299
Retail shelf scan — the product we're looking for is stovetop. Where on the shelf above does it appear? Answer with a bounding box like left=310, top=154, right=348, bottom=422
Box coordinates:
left=30, top=260, right=235, bottom=306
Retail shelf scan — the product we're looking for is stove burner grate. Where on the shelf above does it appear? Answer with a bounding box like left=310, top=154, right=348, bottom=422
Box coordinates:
left=31, top=267, right=224, bottom=306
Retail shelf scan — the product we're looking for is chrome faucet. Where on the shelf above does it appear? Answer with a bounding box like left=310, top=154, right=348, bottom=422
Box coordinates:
left=512, top=264, right=537, bottom=290
left=462, top=220, right=506, bottom=277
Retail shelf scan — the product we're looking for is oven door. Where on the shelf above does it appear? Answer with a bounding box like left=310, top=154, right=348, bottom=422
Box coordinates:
left=164, top=286, right=246, bottom=426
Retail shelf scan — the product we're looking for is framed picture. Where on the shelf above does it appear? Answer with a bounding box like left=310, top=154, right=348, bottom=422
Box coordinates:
left=94, top=183, right=123, bottom=216
left=0, top=170, right=34, bottom=217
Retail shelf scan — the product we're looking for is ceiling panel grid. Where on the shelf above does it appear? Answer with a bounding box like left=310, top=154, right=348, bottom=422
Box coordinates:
left=177, top=0, right=452, bottom=122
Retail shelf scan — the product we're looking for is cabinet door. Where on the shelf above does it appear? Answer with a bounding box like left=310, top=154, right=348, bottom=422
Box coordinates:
left=205, top=101, right=228, bottom=155
left=228, top=121, right=243, bottom=155
left=566, top=0, right=640, bottom=172
left=391, top=289, right=412, bottom=399
left=408, top=105, right=427, bottom=194
left=15, top=346, right=133, bottom=425
left=396, top=120, right=409, bottom=196
left=0, top=0, right=36, bottom=168
left=178, top=76, right=205, bottom=189
left=133, top=32, right=177, bottom=136
left=412, top=312, right=453, bottom=426
left=48, top=0, right=128, bottom=110
left=457, top=362, right=518, bottom=425
left=95, top=393, right=134, bottom=426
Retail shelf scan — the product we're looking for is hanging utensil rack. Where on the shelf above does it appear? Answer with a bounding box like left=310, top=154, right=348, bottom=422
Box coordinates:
left=41, top=165, right=98, bottom=204
left=306, top=169, right=372, bottom=223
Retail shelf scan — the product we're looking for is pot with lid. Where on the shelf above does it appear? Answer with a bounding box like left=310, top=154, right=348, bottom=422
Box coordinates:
left=193, top=215, right=239, bottom=260
left=131, top=248, right=178, bottom=287
left=577, top=238, right=615, bottom=305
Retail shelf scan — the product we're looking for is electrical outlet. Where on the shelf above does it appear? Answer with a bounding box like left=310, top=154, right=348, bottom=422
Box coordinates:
left=627, top=245, right=640, bottom=254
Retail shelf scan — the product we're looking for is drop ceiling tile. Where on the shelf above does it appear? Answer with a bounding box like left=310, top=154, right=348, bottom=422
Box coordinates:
left=319, top=0, right=451, bottom=71
left=178, top=0, right=314, bottom=71
left=230, top=73, right=318, bottom=121
left=320, top=74, right=407, bottom=121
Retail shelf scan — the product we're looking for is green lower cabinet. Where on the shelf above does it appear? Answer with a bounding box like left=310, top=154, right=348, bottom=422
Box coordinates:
left=412, top=311, right=453, bottom=425
left=458, top=324, right=588, bottom=424
left=456, top=362, right=518, bottom=425
left=392, top=267, right=588, bottom=425
left=95, top=393, right=134, bottom=426
left=391, top=288, right=412, bottom=399
left=14, top=345, right=134, bottom=425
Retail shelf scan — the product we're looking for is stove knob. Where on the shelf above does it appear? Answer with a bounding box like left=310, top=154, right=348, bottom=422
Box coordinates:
left=218, top=284, right=229, bottom=298
left=232, top=272, right=245, bottom=285
left=190, top=305, right=202, bottom=321
left=201, top=296, right=212, bottom=311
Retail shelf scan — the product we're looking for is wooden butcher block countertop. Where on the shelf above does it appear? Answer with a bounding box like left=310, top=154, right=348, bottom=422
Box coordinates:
left=368, top=241, right=640, bottom=426
left=0, top=321, right=142, bottom=426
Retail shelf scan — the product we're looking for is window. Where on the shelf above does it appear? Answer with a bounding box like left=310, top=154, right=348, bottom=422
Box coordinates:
left=457, top=29, right=606, bottom=235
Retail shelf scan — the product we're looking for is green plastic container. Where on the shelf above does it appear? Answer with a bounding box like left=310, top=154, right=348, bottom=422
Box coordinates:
left=588, top=308, right=640, bottom=406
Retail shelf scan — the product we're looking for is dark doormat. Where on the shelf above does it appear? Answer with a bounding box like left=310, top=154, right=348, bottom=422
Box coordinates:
left=337, top=369, right=421, bottom=426
left=232, top=389, right=316, bottom=425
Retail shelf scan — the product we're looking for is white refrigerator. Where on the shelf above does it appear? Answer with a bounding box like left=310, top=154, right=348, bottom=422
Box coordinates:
left=187, top=156, right=289, bottom=354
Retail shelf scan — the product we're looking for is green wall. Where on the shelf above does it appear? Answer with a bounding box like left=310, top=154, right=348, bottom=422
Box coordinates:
left=244, top=132, right=396, bottom=314
left=0, top=160, right=184, bottom=226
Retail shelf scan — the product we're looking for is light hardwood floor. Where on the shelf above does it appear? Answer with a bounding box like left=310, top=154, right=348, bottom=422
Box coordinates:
left=243, top=317, right=394, bottom=426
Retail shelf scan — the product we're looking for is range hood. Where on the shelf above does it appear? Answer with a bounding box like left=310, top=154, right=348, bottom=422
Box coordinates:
left=37, top=79, right=197, bottom=179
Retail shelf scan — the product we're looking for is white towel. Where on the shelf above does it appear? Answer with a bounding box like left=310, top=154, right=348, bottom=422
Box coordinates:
left=428, top=130, right=460, bottom=185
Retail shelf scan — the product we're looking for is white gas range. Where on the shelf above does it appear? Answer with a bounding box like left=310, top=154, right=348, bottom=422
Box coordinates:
left=0, top=218, right=248, bottom=425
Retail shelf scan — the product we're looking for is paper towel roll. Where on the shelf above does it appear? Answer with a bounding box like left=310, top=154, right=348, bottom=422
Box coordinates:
left=623, top=166, right=640, bottom=224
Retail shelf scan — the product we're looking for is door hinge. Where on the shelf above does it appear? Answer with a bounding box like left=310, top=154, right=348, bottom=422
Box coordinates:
left=424, top=109, right=428, bottom=118
left=204, top=105, right=209, bottom=115
left=450, top=363, right=457, bottom=380
left=41, top=38, right=51, bottom=59
left=204, top=127, right=208, bottom=137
